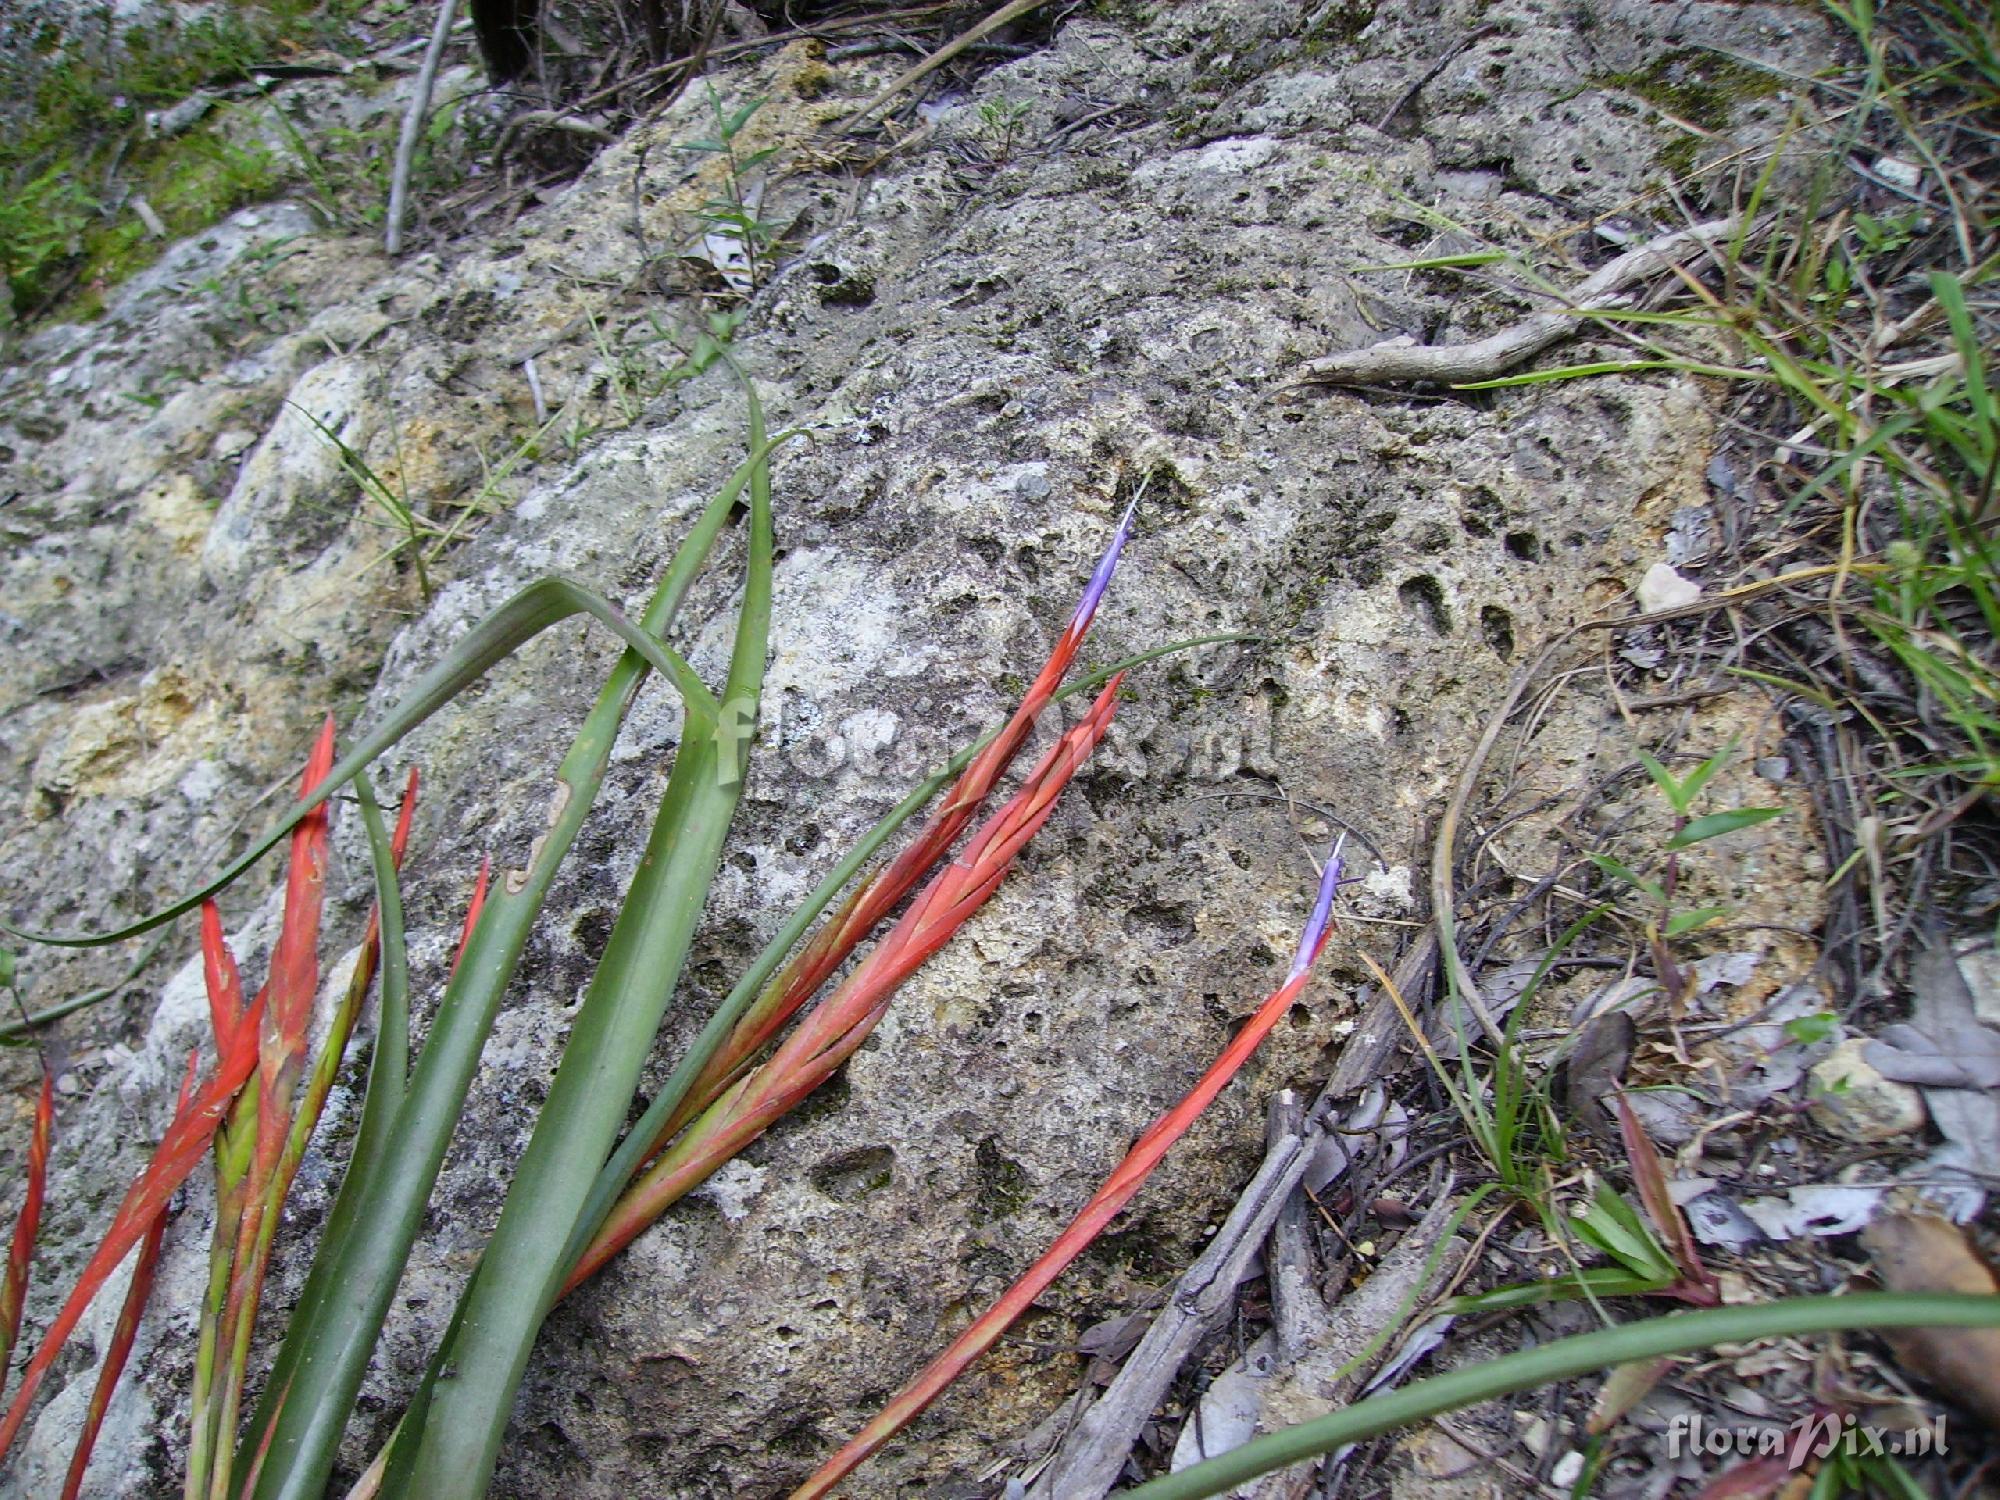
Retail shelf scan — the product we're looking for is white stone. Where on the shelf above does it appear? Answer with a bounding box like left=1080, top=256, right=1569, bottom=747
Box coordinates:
left=1810, top=1038, right=1928, bottom=1142
left=1638, top=562, right=1701, bottom=613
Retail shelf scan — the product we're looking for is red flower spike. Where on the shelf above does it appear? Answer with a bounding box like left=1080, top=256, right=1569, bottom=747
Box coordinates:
left=0, top=1067, right=54, bottom=1382
left=453, top=856, right=491, bottom=976
left=653, top=513, right=1139, bottom=1155
left=0, top=1032, right=261, bottom=1461
left=204, top=721, right=337, bottom=1484
left=789, top=842, right=1345, bottom=1500
left=60, top=1068, right=186, bottom=1500
left=564, top=678, right=1125, bottom=1295
left=262, top=715, right=336, bottom=1073
left=201, top=902, right=245, bottom=1056
left=0, top=725, right=334, bottom=1467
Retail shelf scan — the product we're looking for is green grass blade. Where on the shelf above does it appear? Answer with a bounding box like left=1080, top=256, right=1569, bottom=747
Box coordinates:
left=8, top=438, right=795, bottom=952
left=1354, top=252, right=1511, bottom=271
left=0, top=932, right=172, bottom=1038
left=244, top=438, right=787, bottom=1500
left=1931, top=272, right=1994, bottom=439
left=1453, top=359, right=1699, bottom=388
left=384, top=384, right=779, bottom=1499
left=1123, top=1294, right=2000, bottom=1499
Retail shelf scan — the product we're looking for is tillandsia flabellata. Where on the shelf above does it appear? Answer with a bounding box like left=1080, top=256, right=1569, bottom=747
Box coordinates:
left=789, top=840, right=1347, bottom=1500
left=566, top=673, right=1127, bottom=1291
left=0, top=727, right=340, bottom=1468
left=627, top=500, right=1141, bottom=1163
left=564, top=506, right=1144, bottom=1296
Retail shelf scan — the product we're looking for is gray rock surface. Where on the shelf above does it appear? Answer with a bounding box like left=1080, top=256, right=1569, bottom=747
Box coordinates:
left=0, top=0, right=1837, bottom=1494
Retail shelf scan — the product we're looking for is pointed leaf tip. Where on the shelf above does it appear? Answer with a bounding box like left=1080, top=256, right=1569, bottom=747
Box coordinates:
left=199, top=901, right=244, bottom=1052
left=1069, top=498, right=1138, bottom=635
left=1287, top=834, right=1344, bottom=982
left=304, top=716, right=337, bottom=791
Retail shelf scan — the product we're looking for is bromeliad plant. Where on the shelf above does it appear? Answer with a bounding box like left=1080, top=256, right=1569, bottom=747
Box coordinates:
left=0, top=376, right=1213, bottom=1498
left=0, top=721, right=415, bottom=1497
left=793, top=841, right=1349, bottom=1498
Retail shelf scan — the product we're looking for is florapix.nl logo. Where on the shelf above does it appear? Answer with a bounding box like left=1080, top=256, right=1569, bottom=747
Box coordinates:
left=1667, top=1410, right=1947, bottom=1468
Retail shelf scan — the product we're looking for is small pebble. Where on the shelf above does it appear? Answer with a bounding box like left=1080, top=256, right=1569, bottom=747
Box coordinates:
left=1873, top=154, right=1921, bottom=190
left=1638, top=562, right=1701, bottom=612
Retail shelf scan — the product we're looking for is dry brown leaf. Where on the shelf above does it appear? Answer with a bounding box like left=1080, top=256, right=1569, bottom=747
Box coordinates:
left=1859, top=1211, right=2000, bottom=1428
left=1586, top=1356, right=1671, bottom=1435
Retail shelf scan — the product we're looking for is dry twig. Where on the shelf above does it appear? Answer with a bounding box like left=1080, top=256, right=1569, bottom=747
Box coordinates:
left=386, top=0, right=461, bottom=256
left=1293, top=217, right=1745, bottom=388
left=833, top=0, right=1052, bottom=134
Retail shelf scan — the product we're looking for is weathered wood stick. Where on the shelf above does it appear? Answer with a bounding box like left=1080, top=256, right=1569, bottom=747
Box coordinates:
left=835, top=0, right=1052, bottom=134
left=1295, top=216, right=1741, bottom=387
left=385, top=0, right=461, bottom=256
left=1025, top=1092, right=1314, bottom=1500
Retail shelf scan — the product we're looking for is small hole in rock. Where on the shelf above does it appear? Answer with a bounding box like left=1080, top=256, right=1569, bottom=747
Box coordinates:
left=1398, top=574, right=1452, bottom=635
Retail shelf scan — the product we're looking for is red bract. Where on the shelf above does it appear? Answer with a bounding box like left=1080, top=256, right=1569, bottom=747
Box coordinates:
left=1614, top=1091, right=1720, bottom=1307
left=60, top=1066, right=187, bottom=1500
left=452, top=855, right=490, bottom=976
left=564, top=675, right=1127, bottom=1294
left=0, top=1067, right=53, bottom=1381
left=199, top=720, right=338, bottom=1494
left=0, top=722, right=336, bottom=1465
left=789, top=845, right=1345, bottom=1500
left=0, top=1027, right=260, bottom=1459
left=650, top=510, right=1137, bottom=1157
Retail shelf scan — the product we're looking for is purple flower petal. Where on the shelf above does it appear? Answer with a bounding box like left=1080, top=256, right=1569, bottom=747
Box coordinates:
left=1069, top=498, right=1138, bottom=635
left=1287, top=833, right=1345, bottom=982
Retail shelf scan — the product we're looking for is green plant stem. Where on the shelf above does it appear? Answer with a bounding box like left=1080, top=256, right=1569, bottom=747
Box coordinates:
left=244, top=438, right=787, bottom=1500
left=383, top=383, right=777, bottom=1500
left=0, top=932, right=171, bottom=1039
left=1122, top=1293, right=2000, bottom=1500
left=232, top=773, right=413, bottom=1491
left=335, top=774, right=413, bottom=1237
left=184, top=1098, right=254, bottom=1499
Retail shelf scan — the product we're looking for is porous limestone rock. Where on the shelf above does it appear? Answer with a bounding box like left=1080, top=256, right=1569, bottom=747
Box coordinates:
left=0, top=0, right=1842, bottom=1494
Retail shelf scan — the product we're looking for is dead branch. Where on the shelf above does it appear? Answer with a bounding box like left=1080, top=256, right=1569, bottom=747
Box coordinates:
left=834, top=0, right=1052, bottom=135
left=1293, top=216, right=1742, bottom=387
left=386, top=0, right=462, bottom=256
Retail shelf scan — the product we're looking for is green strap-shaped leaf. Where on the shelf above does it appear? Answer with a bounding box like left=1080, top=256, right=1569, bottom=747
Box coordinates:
left=8, top=436, right=798, bottom=953
left=1124, top=1293, right=2000, bottom=1500
left=383, top=377, right=780, bottom=1499
left=245, top=430, right=797, bottom=1500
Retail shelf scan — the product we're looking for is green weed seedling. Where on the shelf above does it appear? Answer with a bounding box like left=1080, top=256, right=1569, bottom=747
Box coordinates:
left=680, top=89, right=784, bottom=295
left=288, top=402, right=443, bottom=598
left=1587, top=739, right=1783, bottom=1012
left=976, top=96, right=1033, bottom=162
